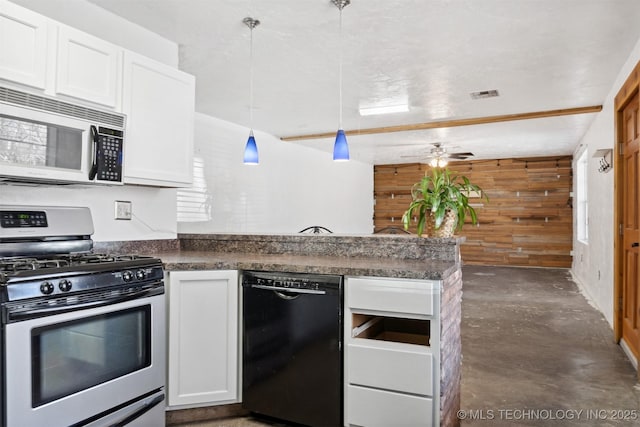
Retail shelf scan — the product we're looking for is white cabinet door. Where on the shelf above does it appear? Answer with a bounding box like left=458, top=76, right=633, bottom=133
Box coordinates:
left=122, top=51, right=195, bottom=187
left=0, top=0, right=48, bottom=89
left=55, top=25, right=121, bottom=108
left=167, top=270, right=238, bottom=408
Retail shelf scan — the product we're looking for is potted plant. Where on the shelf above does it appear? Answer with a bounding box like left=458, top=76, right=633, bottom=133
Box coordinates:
left=401, top=167, right=487, bottom=237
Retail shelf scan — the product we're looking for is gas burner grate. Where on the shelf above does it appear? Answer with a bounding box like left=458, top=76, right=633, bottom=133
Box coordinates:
left=0, top=253, right=151, bottom=276
left=69, top=254, right=143, bottom=264
left=0, top=257, right=71, bottom=273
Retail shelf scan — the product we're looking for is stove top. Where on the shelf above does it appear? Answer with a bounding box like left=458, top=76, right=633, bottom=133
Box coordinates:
left=0, top=252, right=164, bottom=303
left=0, top=253, right=156, bottom=275
left=0, top=206, right=165, bottom=303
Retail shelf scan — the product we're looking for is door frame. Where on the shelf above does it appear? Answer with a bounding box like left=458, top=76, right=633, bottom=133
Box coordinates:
left=613, top=61, right=640, bottom=346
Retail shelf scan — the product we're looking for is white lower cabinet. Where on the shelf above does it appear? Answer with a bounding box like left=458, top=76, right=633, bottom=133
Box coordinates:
left=166, top=270, right=239, bottom=408
left=344, top=277, right=441, bottom=427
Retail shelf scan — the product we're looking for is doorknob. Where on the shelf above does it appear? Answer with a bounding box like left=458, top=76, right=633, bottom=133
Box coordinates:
left=633, top=242, right=639, bottom=247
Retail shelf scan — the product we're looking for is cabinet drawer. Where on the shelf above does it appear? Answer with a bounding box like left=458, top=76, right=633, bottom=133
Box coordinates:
left=348, top=342, right=433, bottom=396
left=347, top=385, right=433, bottom=427
left=347, top=277, right=436, bottom=316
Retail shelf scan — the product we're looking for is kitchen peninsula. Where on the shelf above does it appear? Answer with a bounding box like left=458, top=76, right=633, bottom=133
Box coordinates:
left=101, top=234, right=463, bottom=427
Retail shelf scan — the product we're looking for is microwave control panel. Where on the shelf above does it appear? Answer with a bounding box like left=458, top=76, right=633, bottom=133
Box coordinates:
left=94, top=126, right=123, bottom=182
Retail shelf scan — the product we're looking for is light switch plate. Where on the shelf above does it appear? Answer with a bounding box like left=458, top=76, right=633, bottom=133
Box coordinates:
left=115, top=200, right=132, bottom=220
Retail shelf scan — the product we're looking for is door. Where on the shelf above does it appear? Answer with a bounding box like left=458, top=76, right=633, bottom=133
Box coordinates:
left=56, top=25, right=122, bottom=108
left=4, top=295, right=165, bottom=427
left=0, top=0, right=48, bottom=89
left=242, top=276, right=343, bottom=427
left=167, top=270, right=238, bottom=407
left=621, top=92, right=640, bottom=359
left=122, top=51, right=195, bottom=187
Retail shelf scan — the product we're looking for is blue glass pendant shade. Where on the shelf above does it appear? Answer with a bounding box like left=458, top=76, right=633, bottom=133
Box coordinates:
left=243, top=132, right=259, bottom=165
left=333, top=129, right=349, bottom=161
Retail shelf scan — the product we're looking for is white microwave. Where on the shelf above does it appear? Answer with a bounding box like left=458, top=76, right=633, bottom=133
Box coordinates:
left=0, top=86, right=126, bottom=185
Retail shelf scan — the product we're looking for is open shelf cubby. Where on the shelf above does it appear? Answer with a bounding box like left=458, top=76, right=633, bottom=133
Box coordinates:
left=351, top=313, right=430, bottom=346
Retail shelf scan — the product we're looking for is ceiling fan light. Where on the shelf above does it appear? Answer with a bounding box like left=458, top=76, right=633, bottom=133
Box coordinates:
left=429, top=157, right=448, bottom=168
left=333, top=129, right=350, bottom=161
left=243, top=131, right=259, bottom=165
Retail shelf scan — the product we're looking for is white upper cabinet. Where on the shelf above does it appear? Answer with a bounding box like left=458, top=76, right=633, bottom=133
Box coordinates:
left=55, top=25, right=122, bottom=108
left=122, top=51, right=195, bottom=187
left=0, top=0, right=48, bottom=89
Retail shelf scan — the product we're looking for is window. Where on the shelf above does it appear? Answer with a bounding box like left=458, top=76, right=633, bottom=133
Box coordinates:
left=576, top=149, right=588, bottom=243
left=177, top=156, right=211, bottom=222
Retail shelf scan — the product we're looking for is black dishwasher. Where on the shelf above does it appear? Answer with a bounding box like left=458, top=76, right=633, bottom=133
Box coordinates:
left=242, top=271, right=343, bottom=427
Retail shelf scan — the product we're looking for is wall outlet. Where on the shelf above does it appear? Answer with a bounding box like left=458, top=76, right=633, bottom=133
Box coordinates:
left=115, top=200, right=132, bottom=220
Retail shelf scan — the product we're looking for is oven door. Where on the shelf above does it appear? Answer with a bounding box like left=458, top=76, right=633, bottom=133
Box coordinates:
left=4, top=293, right=165, bottom=427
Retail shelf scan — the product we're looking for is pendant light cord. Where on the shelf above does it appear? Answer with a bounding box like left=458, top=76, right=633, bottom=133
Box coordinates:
left=249, top=25, right=254, bottom=130
left=243, top=17, right=259, bottom=132
left=338, top=6, right=343, bottom=130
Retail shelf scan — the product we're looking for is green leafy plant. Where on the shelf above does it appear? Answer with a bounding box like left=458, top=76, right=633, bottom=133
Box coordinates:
left=401, top=167, right=487, bottom=236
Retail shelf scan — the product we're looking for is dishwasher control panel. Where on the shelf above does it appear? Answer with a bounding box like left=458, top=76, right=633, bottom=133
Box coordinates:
left=242, top=271, right=342, bottom=292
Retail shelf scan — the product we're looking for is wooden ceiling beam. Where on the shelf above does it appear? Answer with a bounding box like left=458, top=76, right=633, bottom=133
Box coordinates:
left=280, top=105, right=603, bottom=141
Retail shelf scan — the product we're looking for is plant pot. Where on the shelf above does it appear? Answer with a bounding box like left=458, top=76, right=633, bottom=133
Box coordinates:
left=425, top=210, right=458, bottom=238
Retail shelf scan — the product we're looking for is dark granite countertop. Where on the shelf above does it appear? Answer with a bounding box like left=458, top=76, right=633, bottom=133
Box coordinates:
left=95, top=234, right=463, bottom=280
left=151, top=250, right=458, bottom=281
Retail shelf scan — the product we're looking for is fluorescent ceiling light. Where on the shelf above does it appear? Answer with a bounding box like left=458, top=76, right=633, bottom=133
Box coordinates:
left=359, top=104, right=409, bottom=116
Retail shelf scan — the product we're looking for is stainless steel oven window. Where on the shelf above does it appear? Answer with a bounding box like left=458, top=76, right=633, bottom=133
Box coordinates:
left=0, top=114, right=83, bottom=170
left=30, top=306, right=151, bottom=407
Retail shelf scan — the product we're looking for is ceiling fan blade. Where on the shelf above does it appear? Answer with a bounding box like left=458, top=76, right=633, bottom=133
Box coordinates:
left=448, top=153, right=474, bottom=159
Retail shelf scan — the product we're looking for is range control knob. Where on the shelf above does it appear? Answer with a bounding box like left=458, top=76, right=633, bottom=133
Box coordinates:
left=58, top=279, right=72, bottom=292
left=122, top=270, right=134, bottom=282
left=40, top=281, right=54, bottom=295
left=135, top=269, right=146, bottom=280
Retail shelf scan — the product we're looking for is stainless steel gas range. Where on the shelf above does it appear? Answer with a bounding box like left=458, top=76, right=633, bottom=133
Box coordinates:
left=0, top=205, right=166, bottom=427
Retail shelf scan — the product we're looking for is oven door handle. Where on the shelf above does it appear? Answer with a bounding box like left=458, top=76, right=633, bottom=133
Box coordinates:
left=6, top=287, right=163, bottom=322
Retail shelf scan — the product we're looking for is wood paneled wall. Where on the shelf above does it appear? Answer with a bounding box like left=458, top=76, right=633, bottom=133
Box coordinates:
left=374, top=156, right=573, bottom=267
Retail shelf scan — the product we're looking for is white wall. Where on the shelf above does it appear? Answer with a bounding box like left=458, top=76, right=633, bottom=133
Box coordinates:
left=571, top=37, right=640, bottom=327
left=177, top=113, right=374, bottom=235
left=0, top=183, right=178, bottom=242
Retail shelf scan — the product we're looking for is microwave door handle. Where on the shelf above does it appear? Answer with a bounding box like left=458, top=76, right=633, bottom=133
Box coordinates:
left=88, top=125, right=98, bottom=180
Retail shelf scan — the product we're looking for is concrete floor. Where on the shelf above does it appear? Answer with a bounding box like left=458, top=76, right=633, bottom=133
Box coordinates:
left=177, top=266, right=640, bottom=427
left=461, top=265, right=639, bottom=427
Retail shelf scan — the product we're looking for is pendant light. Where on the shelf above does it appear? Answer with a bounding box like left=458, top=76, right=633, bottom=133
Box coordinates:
left=332, top=0, right=350, bottom=161
left=243, top=17, right=260, bottom=165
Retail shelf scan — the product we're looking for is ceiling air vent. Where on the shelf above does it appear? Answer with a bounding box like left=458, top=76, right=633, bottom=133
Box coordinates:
left=470, top=89, right=499, bottom=100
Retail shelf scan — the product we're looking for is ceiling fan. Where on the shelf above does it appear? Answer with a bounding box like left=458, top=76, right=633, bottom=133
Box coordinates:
left=403, top=143, right=474, bottom=167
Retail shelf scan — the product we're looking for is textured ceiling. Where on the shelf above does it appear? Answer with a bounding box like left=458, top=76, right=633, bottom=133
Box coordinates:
left=87, top=0, right=640, bottom=164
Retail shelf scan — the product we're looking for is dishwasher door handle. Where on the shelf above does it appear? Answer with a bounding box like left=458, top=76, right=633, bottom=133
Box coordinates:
left=250, top=284, right=326, bottom=295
